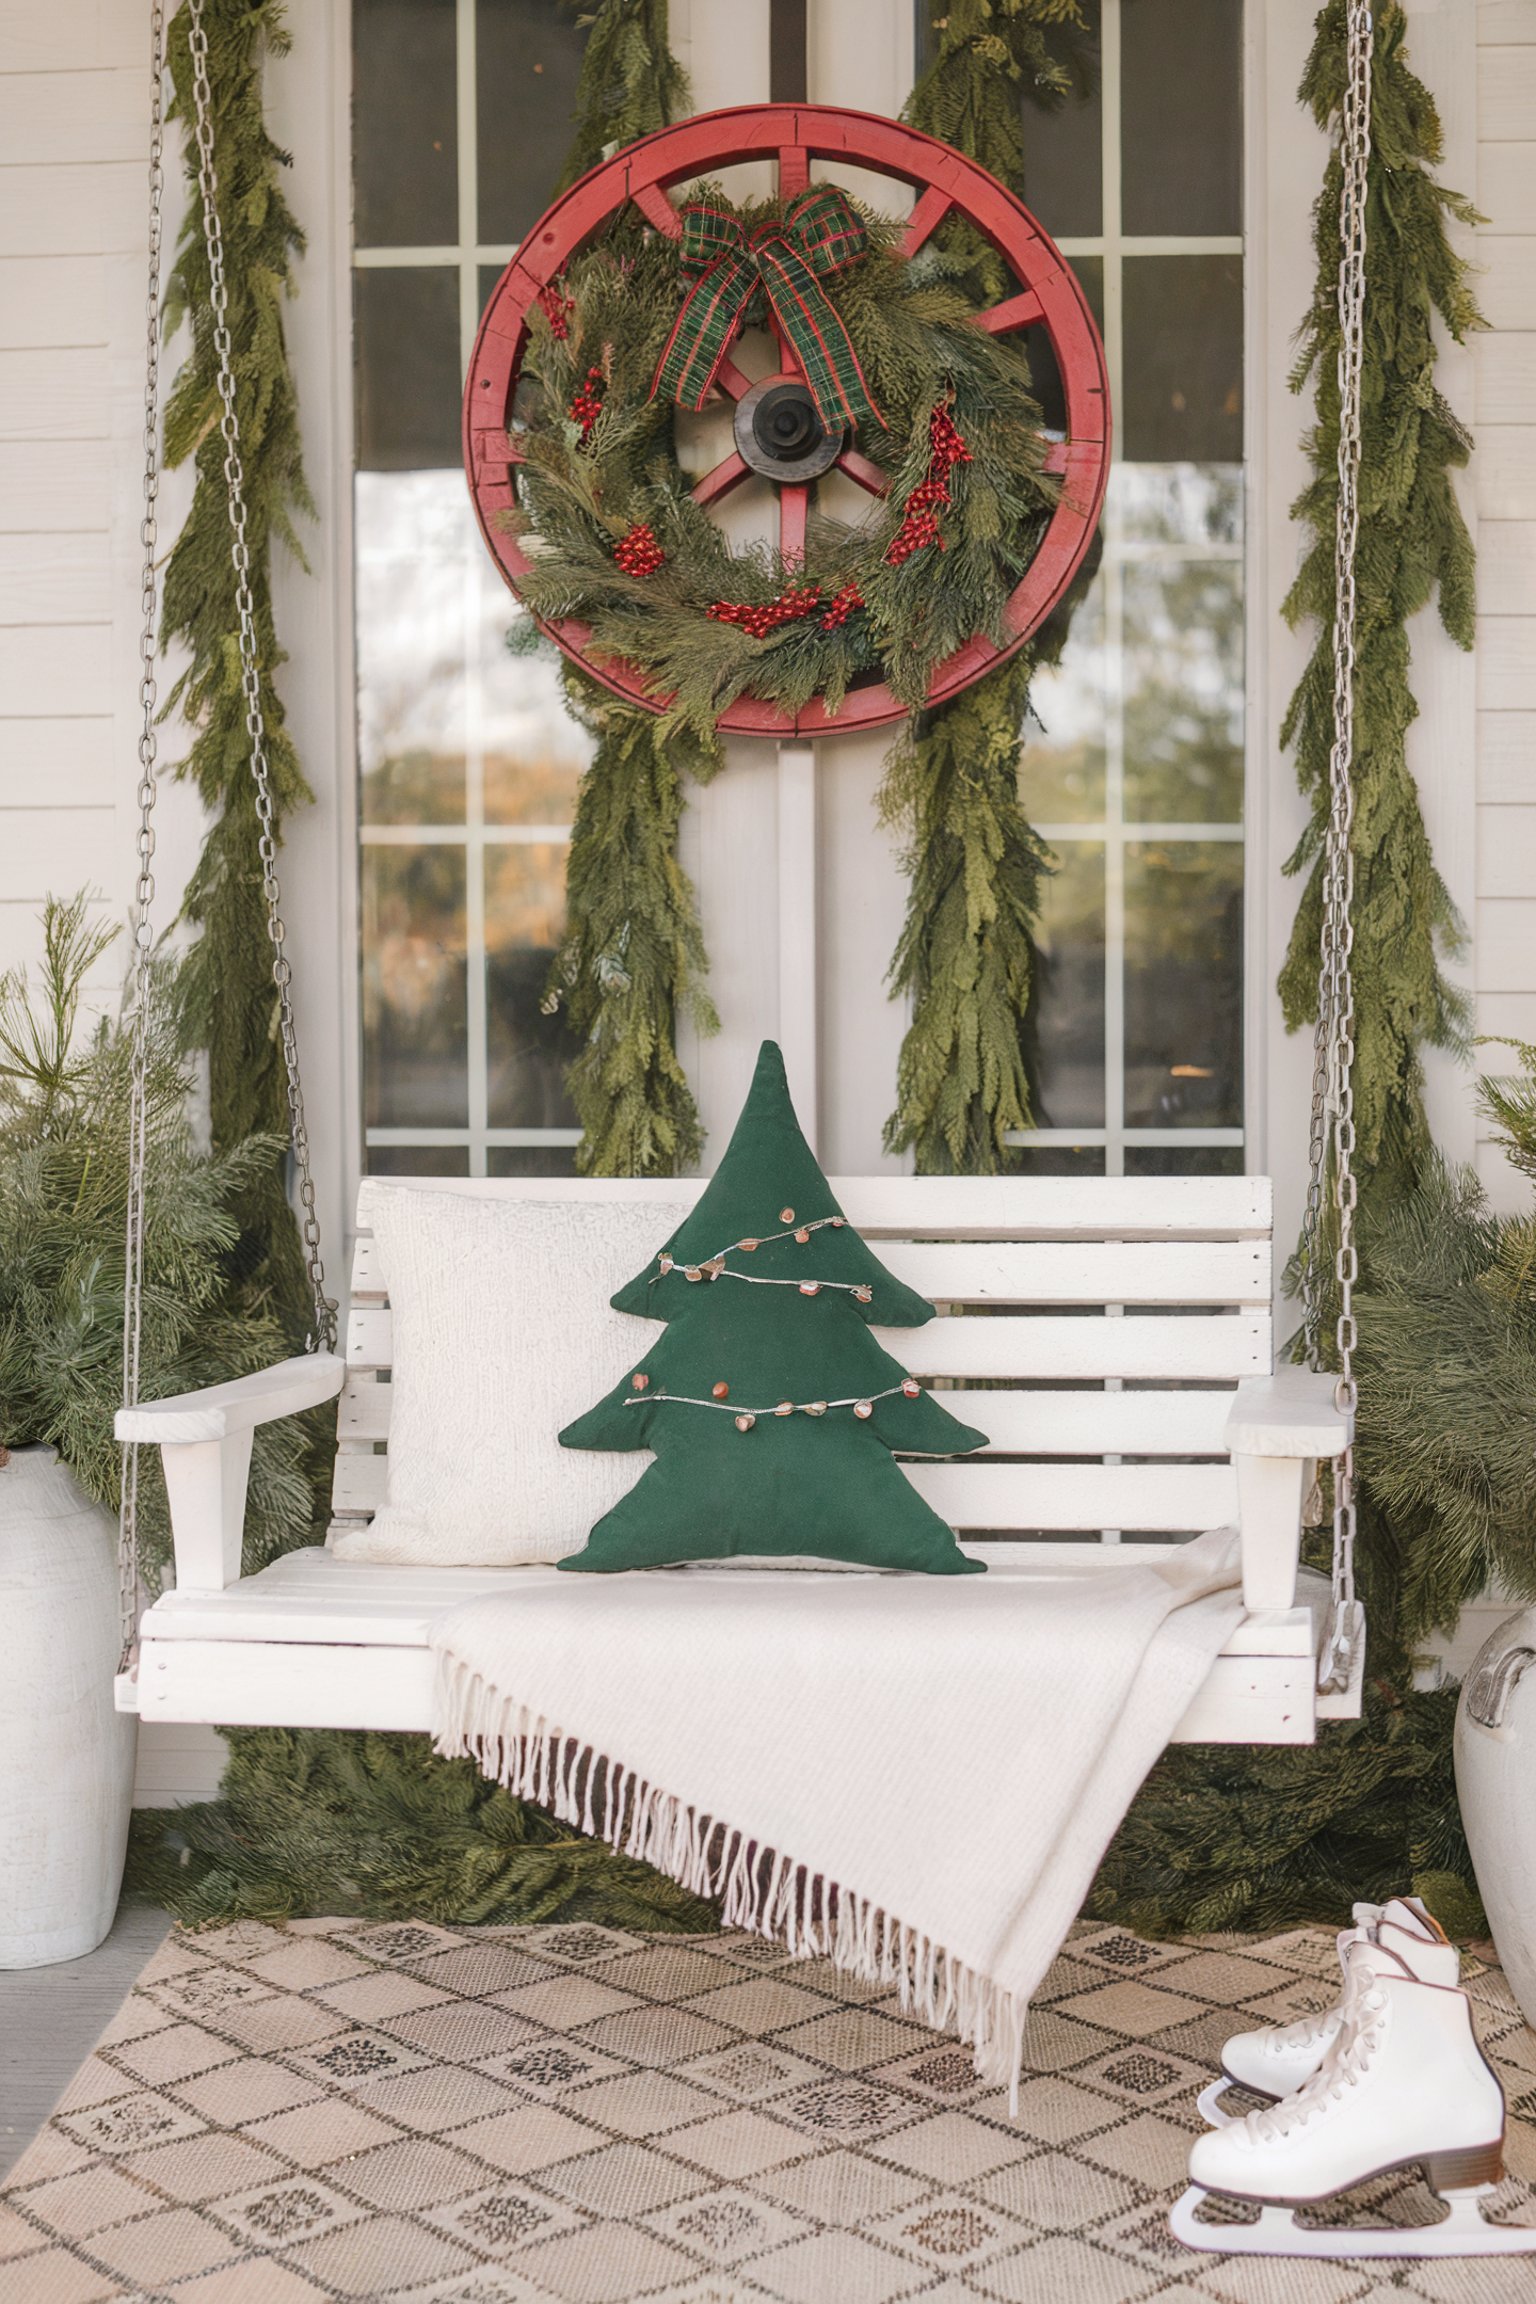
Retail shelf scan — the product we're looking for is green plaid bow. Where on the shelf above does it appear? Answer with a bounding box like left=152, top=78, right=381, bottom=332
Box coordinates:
left=651, top=187, right=886, bottom=434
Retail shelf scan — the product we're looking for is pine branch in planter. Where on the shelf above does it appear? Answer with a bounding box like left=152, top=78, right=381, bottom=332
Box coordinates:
left=0, top=897, right=313, bottom=1585
left=880, top=659, right=1050, bottom=1172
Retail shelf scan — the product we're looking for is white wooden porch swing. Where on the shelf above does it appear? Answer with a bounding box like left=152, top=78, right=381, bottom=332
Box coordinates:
left=113, top=0, right=1370, bottom=1750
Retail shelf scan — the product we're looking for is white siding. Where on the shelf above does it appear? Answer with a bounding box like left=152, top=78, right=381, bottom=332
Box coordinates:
left=0, top=4, right=221, bottom=1803
left=1477, top=2, right=1536, bottom=1200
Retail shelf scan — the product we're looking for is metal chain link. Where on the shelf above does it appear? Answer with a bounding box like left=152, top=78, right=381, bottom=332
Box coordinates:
left=1305, top=0, right=1373, bottom=1697
left=117, top=0, right=169, bottom=1676
left=186, top=0, right=336, bottom=1354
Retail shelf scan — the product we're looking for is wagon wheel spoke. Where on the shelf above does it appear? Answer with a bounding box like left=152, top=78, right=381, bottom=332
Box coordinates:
left=631, top=180, right=683, bottom=239
left=712, top=357, right=753, bottom=402
left=975, top=288, right=1045, bottom=337
left=692, top=451, right=753, bottom=508
left=778, top=482, right=809, bottom=568
left=901, top=185, right=953, bottom=259
left=778, top=142, right=811, bottom=198
left=836, top=448, right=890, bottom=499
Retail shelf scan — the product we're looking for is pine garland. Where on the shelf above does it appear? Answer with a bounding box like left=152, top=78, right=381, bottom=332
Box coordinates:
left=880, top=660, right=1049, bottom=1169
left=889, top=1, right=1086, bottom=1172
left=1277, top=0, right=1480, bottom=1188
left=558, top=0, right=691, bottom=190
left=545, top=670, right=719, bottom=1175
left=162, top=0, right=316, bottom=1333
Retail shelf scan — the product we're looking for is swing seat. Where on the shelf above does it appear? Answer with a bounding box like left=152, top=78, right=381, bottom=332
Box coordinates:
left=115, top=1174, right=1362, bottom=1742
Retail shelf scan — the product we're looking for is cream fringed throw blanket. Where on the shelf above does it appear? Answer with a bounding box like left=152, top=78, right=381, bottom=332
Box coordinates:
left=430, top=1528, right=1243, bottom=2106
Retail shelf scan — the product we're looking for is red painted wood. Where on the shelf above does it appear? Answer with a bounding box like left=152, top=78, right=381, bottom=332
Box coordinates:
left=464, top=102, right=1111, bottom=736
left=778, top=481, right=808, bottom=566
left=692, top=450, right=752, bottom=508
left=837, top=447, right=891, bottom=498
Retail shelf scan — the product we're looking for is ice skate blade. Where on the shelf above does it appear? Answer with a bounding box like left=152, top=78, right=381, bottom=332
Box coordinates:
left=1197, top=2080, right=1239, bottom=2129
left=1171, top=2183, right=1536, bottom=2259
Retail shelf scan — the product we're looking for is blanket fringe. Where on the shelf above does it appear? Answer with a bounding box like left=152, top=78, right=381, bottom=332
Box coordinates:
left=433, top=1653, right=1031, bottom=2112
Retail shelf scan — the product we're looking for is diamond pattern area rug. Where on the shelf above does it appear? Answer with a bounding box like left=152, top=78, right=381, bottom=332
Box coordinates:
left=1, top=1917, right=1533, bottom=2304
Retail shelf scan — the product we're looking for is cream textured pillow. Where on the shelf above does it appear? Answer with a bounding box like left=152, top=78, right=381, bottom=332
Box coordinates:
left=330, top=1183, right=696, bottom=1566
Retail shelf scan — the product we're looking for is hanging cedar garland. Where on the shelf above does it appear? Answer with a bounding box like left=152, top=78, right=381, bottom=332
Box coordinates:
left=1278, top=0, right=1480, bottom=1193
left=161, top=0, right=316, bottom=1330
left=886, top=0, right=1090, bottom=1171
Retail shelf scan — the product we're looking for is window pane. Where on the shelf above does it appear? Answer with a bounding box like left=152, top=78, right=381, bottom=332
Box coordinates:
left=1124, top=840, right=1242, bottom=1128
left=1020, top=0, right=1103, bottom=238
left=488, top=1145, right=580, bottom=1177
left=357, top=472, right=469, bottom=825
left=367, top=1144, right=471, bottom=1176
left=1122, top=0, right=1241, bottom=238
left=354, top=0, right=458, bottom=247
left=1113, top=461, right=1241, bottom=548
left=485, top=845, right=579, bottom=1128
left=355, top=268, right=462, bottom=471
left=363, top=845, right=469, bottom=1127
left=484, top=648, right=590, bottom=826
left=1124, top=1145, right=1243, bottom=1176
left=476, top=0, right=587, bottom=245
left=1034, top=843, right=1106, bottom=1127
left=1121, top=255, right=1243, bottom=463
left=1123, top=557, right=1244, bottom=823
left=1022, top=258, right=1103, bottom=435
left=1013, top=1146, right=1107, bottom=1176
left=1024, top=570, right=1106, bottom=823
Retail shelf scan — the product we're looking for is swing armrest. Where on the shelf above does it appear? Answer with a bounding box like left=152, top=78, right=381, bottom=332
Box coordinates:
left=116, top=1353, right=345, bottom=1445
left=117, top=1355, right=345, bottom=1594
left=1224, top=1371, right=1353, bottom=1619
left=1223, top=1369, right=1353, bottom=1460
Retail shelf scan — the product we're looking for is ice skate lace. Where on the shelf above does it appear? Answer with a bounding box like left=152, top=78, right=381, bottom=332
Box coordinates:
left=1245, top=1963, right=1389, bottom=2144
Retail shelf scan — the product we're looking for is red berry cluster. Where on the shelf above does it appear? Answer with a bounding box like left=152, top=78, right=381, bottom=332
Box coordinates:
left=614, top=522, right=665, bottom=577
left=536, top=280, right=573, bottom=339
left=708, top=581, right=824, bottom=639
left=885, top=402, right=972, bottom=566
left=568, top=364, right=606, bottom=441
left=820, top=580, right=864, bottom=631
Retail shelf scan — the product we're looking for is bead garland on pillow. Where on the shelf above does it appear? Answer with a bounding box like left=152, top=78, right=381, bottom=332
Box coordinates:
left=558, top=1040, right=988, bottom=1574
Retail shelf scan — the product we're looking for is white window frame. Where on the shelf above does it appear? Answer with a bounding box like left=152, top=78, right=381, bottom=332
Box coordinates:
left=263, top=0, right=1479, bottom=1270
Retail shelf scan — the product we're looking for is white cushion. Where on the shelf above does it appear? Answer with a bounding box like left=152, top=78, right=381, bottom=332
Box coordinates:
left=331, top=1183, right=696, bottom=1566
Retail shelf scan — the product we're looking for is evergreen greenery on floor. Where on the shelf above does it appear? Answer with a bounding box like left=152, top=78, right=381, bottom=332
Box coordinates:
left=127, top=1730, right=716, bottom=1931
left=1355, top=1039, right=1536, bottom=1646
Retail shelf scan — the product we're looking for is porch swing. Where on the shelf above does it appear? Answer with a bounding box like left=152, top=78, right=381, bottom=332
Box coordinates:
left=114, top=0, right=1371, bottom=1747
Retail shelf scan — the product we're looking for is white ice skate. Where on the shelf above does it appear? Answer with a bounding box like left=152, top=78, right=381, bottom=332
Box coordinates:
left=1172, top=1936, right=1536, bottom=2258
left=1196, top=1896, right=1458, bottom=2129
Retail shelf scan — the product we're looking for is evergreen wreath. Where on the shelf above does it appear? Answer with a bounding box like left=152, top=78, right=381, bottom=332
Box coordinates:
left=506, top=187, right=1058, bottom=737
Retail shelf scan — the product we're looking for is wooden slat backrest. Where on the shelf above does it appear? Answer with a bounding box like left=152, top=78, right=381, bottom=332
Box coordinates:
left=334, top=1175, right=1273, bottom=1541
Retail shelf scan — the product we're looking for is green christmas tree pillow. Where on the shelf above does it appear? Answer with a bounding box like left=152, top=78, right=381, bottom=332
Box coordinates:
left=558, top=1041, right=988, bottom=1574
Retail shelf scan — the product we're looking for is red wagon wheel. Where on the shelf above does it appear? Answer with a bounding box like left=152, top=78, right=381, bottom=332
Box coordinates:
left=465, top=103, right=1110, bottom=738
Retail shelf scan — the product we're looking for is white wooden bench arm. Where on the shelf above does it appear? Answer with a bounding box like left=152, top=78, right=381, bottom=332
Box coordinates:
left=1223, top=1368, right=1352, bottom=1459
left=1224, top=1369, right=1353, bottom=1618
left=116, top=1354, right=345, bottom=1595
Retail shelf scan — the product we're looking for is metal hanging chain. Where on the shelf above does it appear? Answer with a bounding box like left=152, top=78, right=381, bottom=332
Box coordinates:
left=186, top=0, right=336, bottom=1354
left=1305, top=0, right=1373, bottom=1698
left=117, top=0, right=169, bottom=1676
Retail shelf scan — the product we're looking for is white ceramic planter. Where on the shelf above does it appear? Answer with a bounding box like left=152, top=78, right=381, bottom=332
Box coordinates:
left=1455, top=1606, right=1536, bottom=2029
left=0, top=1446, right=138, bottom=1967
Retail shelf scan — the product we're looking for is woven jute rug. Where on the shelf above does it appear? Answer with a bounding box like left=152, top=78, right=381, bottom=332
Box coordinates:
left=1, top=1916, right=1533, bottom=2304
